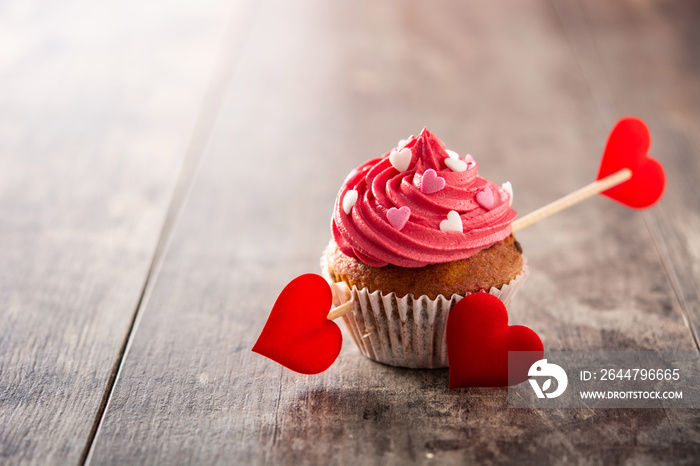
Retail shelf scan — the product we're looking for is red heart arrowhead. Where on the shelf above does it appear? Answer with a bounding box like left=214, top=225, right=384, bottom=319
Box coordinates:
left=252, top=274, right=342, bottom=374
left=447, top=293, right=543, bottom=388
left=597, top=117, right=665, bottom=209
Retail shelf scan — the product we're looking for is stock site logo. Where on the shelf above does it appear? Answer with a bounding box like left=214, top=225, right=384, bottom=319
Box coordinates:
left=528, top=359, right=568, bottom=398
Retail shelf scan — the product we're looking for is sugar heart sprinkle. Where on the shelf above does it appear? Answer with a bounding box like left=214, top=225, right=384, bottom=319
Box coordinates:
left=420, top=169, right=446, bottom=194
left=389, top=147, right=412, bottom=172
left=439, top=210, right=463, bottom=232
left=387, top=206, right=411, bottom=231
left=444, top=157, right=467, bottom=172
left=343, top=190, right=358, bottom=214
left=501, top=181, right=513, bottom=206
left=465, top=154, right=476, bottom=169
left=476, top=186, right=496, bottom=210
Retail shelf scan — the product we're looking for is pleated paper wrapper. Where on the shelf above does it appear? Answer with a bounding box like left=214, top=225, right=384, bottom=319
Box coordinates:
left=322, top=260, right=529, bottom=369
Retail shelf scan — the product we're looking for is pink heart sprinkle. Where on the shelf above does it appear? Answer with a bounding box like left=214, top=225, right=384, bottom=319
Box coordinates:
left=420, top=169, right=446, bottom=194
left=475, top=186, right=495, bottom=211
left=387, top=206, right=411, bottom=231
left=465, top=154, right=475, bottom=164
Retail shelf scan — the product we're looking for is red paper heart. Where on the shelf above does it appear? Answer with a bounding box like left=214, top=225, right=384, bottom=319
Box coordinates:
left=252, top=274, right=342, bottom=374
left=447, top=293, right=543, bottom=388
left=597, top=117, right=665, bottom=209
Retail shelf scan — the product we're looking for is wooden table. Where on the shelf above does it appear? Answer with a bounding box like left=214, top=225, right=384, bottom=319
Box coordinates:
left=2, top=0, right=699, bottom=464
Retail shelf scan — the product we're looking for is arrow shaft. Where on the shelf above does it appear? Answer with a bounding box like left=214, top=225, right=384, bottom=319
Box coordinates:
left=326, top=168, right=632, bottom=319
left=327, top=301, right=352, bottom=320
left=511, top=168, right=632, bottom=233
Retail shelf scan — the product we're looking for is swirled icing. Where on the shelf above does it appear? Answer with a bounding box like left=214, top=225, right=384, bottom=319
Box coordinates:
left=331, top=128, right=516, bottom=268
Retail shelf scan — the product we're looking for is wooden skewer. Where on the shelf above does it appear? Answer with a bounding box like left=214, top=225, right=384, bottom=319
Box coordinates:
left=511, top=168, right=632, bottom=233
left=327, top=301, right=353, bottom=320
left=325, top=168, right=632, bottom=321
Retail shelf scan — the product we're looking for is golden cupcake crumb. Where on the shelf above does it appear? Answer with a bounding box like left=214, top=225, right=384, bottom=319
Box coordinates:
left=326, top=236, right=523, bottom=300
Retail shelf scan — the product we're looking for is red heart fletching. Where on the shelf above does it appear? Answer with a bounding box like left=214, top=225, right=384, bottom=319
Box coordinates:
left=447, top=293, right=543, bottom=388
left=252, top=274, right=342, bottom=374
left=597, top=117, right=665, bottom=209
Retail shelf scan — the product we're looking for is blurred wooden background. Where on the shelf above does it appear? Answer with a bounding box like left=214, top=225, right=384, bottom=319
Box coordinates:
left=1, top=0, right=699, bottom=464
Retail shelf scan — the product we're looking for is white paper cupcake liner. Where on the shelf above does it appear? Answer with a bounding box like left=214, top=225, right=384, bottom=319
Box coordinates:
left=322, top=257, right=529, bottom=369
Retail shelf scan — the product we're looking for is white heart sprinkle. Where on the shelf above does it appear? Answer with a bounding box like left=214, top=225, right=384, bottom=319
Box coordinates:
left=501, top=181, right=513, bottom=206
left=439, top=210, right=463, bottom=232
left=343, top=190, right=358, bottom=214
left=446, top=149, right=460, bottom=160
left=389, top=147, right=412, bottom=172
left=444, top=157, right=467, bottom=172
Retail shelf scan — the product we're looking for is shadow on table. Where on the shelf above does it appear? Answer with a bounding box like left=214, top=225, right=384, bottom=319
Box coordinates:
left=278, top=363, right=690, bottom=463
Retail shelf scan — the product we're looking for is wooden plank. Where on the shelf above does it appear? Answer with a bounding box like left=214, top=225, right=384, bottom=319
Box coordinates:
left=88, top=0, right=700, bottom=464
left=552, top=0, right=700, bottom=350
left=0, top=1, right=242, bottom=464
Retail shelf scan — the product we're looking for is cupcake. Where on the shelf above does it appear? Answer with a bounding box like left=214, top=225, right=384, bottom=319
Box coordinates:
left=321, top=128, right=527, bottom=368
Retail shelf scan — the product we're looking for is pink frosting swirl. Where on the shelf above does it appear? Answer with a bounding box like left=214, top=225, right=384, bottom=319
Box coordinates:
left=332, top=128, right=516, bottom=268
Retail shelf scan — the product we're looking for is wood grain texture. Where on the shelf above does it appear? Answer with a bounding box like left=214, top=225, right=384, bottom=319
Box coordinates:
left=0, top=1, right=238, bottom=464
left=553, top=0, right=700, bottom=350
left=84, top=0, right=699, bottom=464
